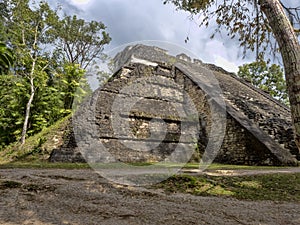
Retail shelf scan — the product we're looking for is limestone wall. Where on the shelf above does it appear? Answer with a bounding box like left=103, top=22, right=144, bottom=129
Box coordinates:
left=49, top=44, right=299, bottom=166
left=95, top=63, right=200, bottom=163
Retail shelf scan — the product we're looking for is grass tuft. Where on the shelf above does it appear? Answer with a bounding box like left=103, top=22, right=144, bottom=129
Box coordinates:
left=0, top=180, right=22, bottom=189
left=154, top=173, right=300, bottom=202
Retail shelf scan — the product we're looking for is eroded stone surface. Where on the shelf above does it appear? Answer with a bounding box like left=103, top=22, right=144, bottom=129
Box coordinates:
left=49, top=44, right=299, bottom=166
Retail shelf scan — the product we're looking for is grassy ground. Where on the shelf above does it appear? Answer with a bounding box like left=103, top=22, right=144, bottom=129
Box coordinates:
left=0, top=162, right=90, bottom=169
left=184, top=163, right=290, bottom=170
left=0, top=161, right=292, bottom=170
left=153, top=173, right=300, bottom=202
left=0, top=115, right=71, bottom=164
left=0, top=161, right=299, bottom=202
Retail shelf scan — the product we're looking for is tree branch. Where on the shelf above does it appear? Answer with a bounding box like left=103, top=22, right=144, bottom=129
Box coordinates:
left=280, top=1, right=300, bottom=28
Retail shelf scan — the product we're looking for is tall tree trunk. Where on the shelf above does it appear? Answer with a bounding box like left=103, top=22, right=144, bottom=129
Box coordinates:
left=259, top=0, right=300, bottom=152
left=20, top=61, right=36, bottom=145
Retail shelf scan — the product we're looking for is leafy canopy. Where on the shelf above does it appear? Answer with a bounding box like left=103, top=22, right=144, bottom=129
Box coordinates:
left=238, top=61, right=288, bottom=105
left=50, top=14, right=111, bottom=69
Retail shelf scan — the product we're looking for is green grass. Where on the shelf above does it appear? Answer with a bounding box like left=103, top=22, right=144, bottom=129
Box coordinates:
left=153, top=173, right=300, bottom=202
left=0, top=161, right=184, bottom=170
left=0, top=161, right=293, bottom=171
left=0, top=115, right=71, bottom=163
left=184, top=163, right=290, bottom=170
left=0, top=162, right=91, bottom=169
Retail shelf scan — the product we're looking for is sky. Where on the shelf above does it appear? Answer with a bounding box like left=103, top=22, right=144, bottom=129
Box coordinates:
left=48, top=0, right=299, bottom=73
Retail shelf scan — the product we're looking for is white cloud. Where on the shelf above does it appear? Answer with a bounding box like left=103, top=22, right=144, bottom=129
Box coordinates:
left=214, top=55, right=238, bottom=73
left=48, top=0, right=259, bottom=71
left=70, top=0, right=93, bottom=7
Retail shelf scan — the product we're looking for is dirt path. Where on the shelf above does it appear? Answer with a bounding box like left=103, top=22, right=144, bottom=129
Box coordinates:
left=0, top=168, right=299, bottom=225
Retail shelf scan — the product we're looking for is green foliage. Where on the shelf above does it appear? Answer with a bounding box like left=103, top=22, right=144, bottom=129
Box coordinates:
left=0, top=0, right=110, bottom=148
left=164, top=0, right=212, bottom=14
left=0, top=42, right=14, bottom=74
left=0, top=75, right=27, bottom=147
left=50, top=14, right=111, bottom=69
left=238, top=61, right=289, bottom=105
left=58, top=63, right=92, bottom=110
left=0, top=71, right=64, bottom=147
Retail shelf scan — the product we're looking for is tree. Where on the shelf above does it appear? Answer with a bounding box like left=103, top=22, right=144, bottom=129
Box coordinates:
left=164, top=0, right=300, bottom=151
left=238, top=61, right=288, bottom=105
left=0, top=0, right=111, bottom=146
left=50, top=15, right=111, bottom=69
left=5, top=0, right=59, bottom=145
